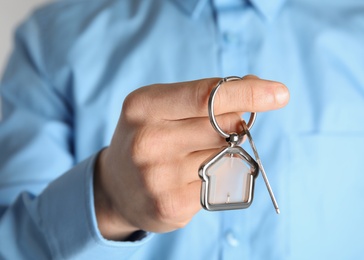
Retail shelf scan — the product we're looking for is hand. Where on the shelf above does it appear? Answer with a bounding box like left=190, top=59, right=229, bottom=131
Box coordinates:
left=94, top=75, right=290, bottom=240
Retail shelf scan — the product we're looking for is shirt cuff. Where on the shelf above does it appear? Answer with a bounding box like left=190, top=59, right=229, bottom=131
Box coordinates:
left=37, top=152, right=153, bottom=259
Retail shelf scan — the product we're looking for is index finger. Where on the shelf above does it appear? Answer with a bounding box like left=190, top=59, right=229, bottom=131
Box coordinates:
left=127, top=75, right=290, bottom=121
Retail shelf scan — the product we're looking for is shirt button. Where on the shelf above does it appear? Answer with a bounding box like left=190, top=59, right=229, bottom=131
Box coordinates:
left=222, top=32, right=240, bottom=45
left=225, top=231, right=240, bottom=247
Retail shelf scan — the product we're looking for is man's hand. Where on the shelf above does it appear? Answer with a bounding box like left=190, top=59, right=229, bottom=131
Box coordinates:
left=94, top=75, right=290, bottom=240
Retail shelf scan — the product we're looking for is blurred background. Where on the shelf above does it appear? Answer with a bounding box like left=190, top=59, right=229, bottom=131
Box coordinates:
left=0, top=0, right=49, bottom=74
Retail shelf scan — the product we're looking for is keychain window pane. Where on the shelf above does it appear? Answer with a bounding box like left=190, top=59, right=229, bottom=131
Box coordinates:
left=207, top=154, right=251, bottom=205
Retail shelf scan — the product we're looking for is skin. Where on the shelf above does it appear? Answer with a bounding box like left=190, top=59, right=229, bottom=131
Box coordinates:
left=94, top=75, right=290, bottom=240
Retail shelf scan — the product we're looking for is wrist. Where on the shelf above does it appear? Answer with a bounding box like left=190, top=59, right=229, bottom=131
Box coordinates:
left=94, top=148, right=139, bottom=241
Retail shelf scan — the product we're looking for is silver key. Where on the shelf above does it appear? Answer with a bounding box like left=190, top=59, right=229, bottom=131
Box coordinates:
left=242, top=121, right=280, bottom=214
left=199, top=76, right=280, bottom=213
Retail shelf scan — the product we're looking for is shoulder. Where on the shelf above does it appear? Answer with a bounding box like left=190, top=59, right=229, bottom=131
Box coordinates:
left=15, top=0, right=173, bottom=75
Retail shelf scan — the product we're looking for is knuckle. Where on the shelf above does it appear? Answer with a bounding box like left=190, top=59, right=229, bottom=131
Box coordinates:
left=152, top=191, right=191, bottom=230
left=166, top=220, right=189, bottom=230
left=218, top=113, right=242, bottom=134
left=122, top=89, right=149, bottom=122
left=249, top=85, right=256, bottom=109
left=130, top=126, right=170, bottom=168
left=139, top=166, right=159, bottom=195
left=240, top=82, right=255, bottom=110
left=130, top=127, right=155, bottom=163
left=153, top=194, right=180, bottom=224
left=194, top=80, right=216, bottom=116
left=129, top=127, right=147, bottom=162
left=122, top=92, right=141, bottom=121
left=242, top=74, right=258, bottom=80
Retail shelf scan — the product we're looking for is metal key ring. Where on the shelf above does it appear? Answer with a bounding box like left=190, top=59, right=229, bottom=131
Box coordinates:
left=208, top=76, right=257, bottom=140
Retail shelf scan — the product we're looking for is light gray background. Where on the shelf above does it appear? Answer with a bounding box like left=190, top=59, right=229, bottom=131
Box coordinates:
left=0, top=0, right=49, bottom=118
left=0, top=0, right=49, bottom=74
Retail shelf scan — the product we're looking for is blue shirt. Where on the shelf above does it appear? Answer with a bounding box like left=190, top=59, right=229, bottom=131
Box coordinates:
left=1, top=0, right=364, bottom=259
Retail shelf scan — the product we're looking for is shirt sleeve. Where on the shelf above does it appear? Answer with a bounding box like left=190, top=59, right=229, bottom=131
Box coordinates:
left=0, top=12, right=75, bottom=205
left=0, top=154, right=153, bottom=259
left=0, top=9, right=152, bottom=260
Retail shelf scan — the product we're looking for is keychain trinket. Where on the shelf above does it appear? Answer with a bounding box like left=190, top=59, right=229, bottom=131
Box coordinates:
left=198, top=76, right=280, bottom=213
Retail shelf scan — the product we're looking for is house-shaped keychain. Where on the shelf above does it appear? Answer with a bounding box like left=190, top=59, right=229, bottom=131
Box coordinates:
left=199, top=144, right=259, bottom=211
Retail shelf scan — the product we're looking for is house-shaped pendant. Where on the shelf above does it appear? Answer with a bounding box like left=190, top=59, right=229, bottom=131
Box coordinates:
left=199, top=145, right=259, bottom=211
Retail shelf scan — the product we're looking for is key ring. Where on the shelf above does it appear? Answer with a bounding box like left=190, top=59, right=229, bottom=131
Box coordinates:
left=208, top=76, right=257, bottom=142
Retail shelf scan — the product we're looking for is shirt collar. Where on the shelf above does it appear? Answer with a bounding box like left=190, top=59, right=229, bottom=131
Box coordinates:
left=250, top=0, right=287, bottom=20
left=171, top=0, right=287, bottom=20
left=170, top=0, right=209, bottom=18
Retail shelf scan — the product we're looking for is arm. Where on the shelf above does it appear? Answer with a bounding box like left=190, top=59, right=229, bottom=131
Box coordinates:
left=0, top=8, right=290, bottom=259
left=0, top=15, right=150, bottom=259
left=0, top=154, right=152, bottom=259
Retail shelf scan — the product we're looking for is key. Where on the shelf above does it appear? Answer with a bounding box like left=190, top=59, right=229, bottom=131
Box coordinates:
left=199, top=76, right=280, bottom=213
left=242, top=121, right=280, bottom=214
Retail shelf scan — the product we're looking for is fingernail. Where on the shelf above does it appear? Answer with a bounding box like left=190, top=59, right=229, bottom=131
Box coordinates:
left=275, top=84, right=289, bottom=105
